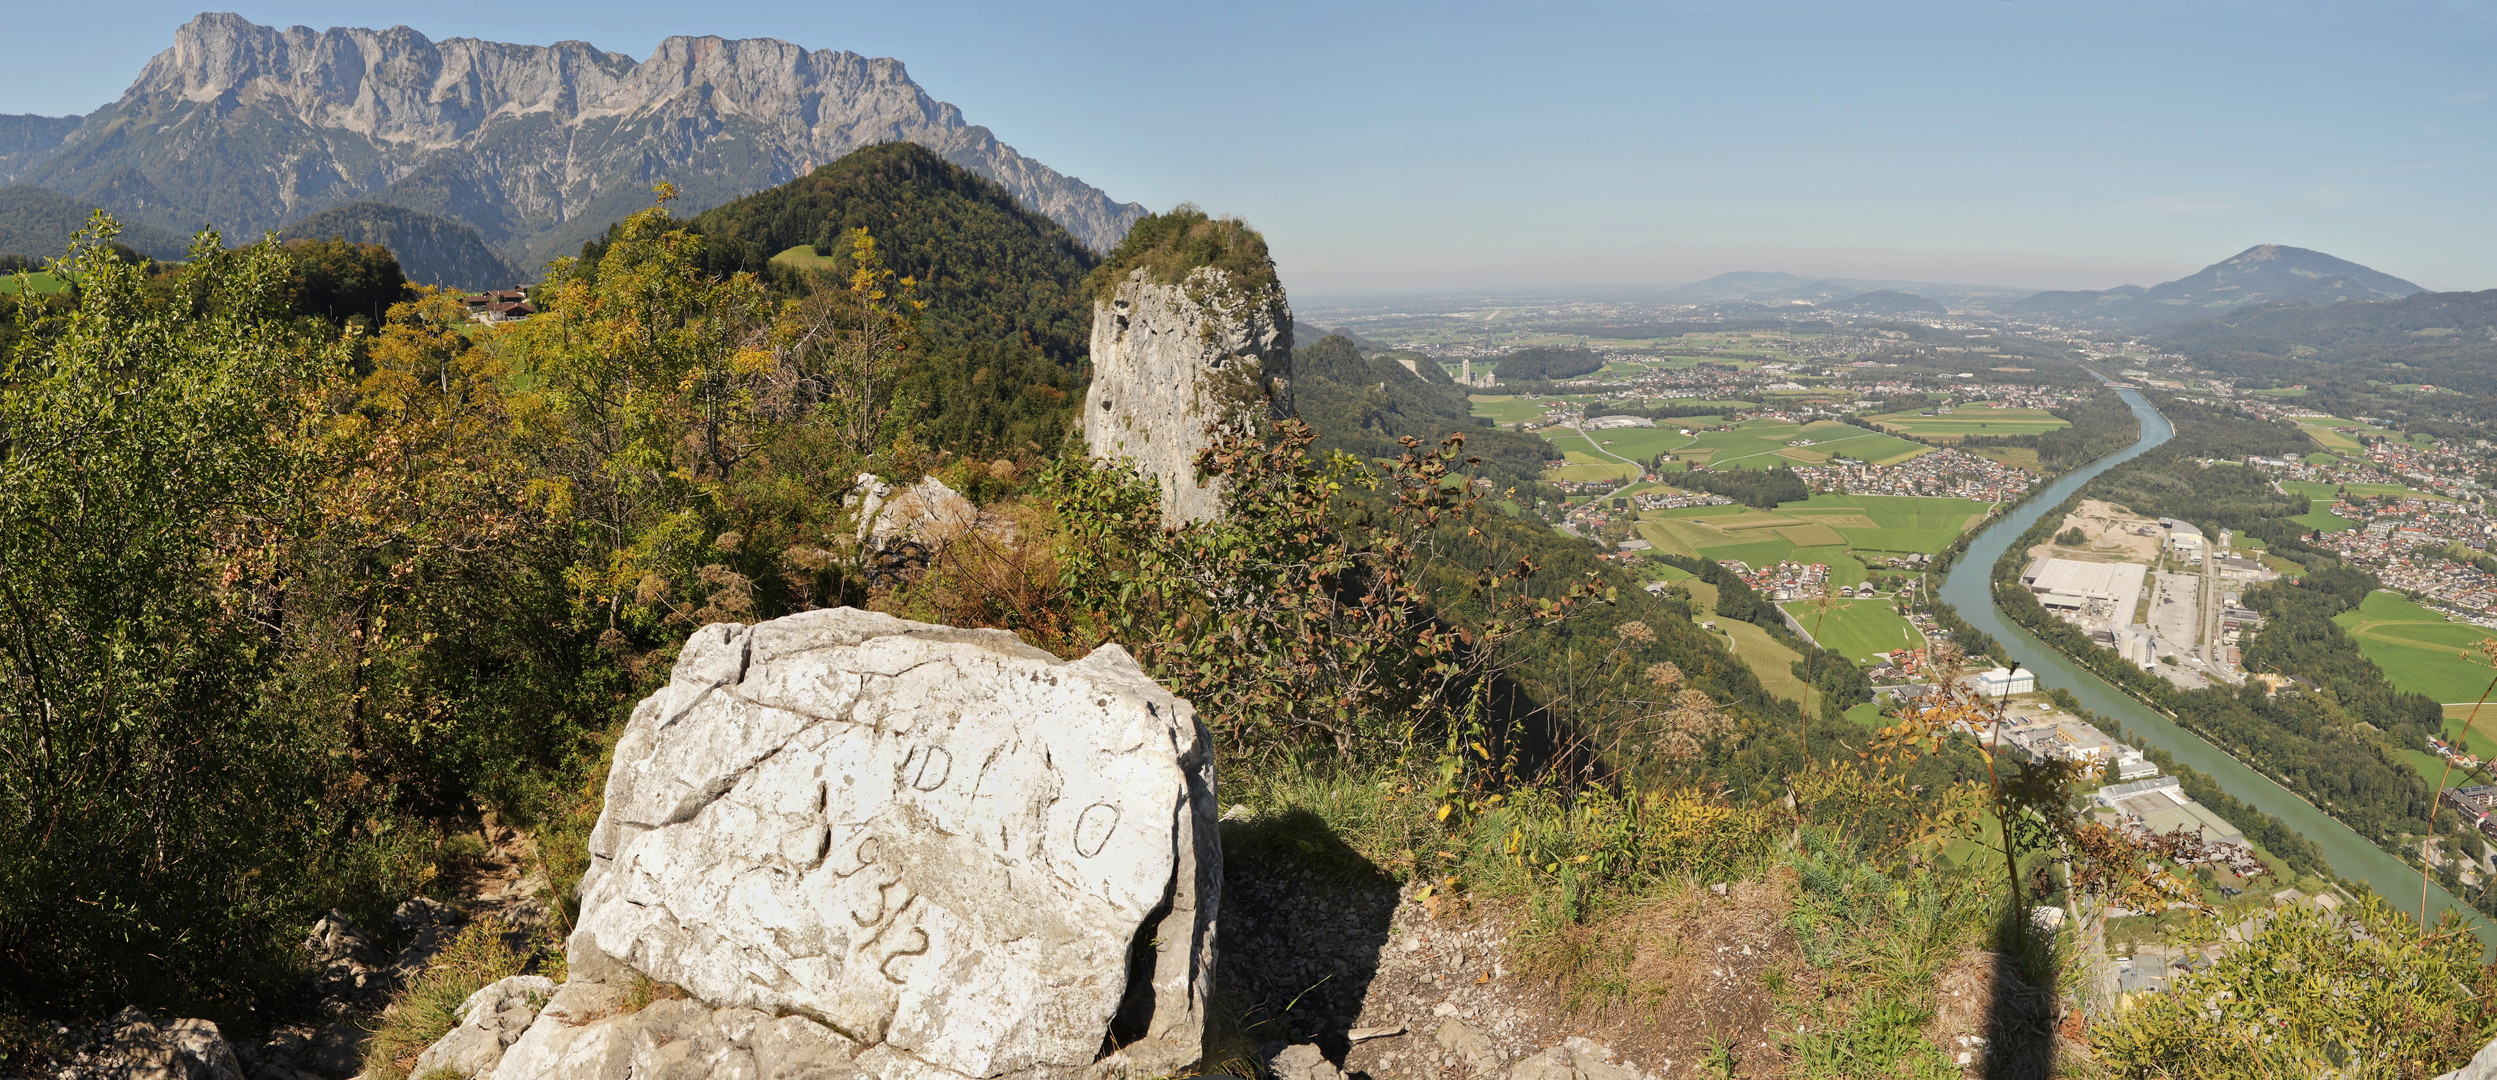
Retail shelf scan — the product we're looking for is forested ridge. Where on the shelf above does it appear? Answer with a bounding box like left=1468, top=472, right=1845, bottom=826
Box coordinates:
left=600, top=142, right=1100, bottom=453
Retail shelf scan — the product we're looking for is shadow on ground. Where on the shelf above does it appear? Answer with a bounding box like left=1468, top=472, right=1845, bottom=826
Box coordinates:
left=1205, top=808, right=1401, bottom=1073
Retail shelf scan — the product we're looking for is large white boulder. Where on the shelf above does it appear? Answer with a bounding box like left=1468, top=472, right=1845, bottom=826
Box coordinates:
left=459, top=608, right=1219, bottom=1080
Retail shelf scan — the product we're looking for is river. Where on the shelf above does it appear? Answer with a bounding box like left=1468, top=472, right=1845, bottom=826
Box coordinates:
left=1934, top=385, right=2493, bottom=940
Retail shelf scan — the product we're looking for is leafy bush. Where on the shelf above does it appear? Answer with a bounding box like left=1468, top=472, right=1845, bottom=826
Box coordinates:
left=2094, top=896, right=2497, bottom=1077
left=1087, top=203, right=1278, bottom=304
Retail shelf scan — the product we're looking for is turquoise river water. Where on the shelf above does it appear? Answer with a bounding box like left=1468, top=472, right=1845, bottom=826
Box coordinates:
left=1934, top=385, right=2492, bottom=941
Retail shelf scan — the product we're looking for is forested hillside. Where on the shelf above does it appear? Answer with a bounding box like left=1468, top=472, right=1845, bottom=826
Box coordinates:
left=1492, top=345, right=1604, bottom=381
left=633, top=143, right=1099, bottom=451
left=276, top=203, right=521, bottom=291
left=0, top=185, right=189, bottom=261
left=2157, top=290, right=2497, bottom=393
left=1292, top=333, right=1554, bottom=494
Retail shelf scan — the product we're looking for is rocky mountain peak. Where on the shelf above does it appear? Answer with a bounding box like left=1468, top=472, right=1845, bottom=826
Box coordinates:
left=12, top=12, right=1146, bottom=264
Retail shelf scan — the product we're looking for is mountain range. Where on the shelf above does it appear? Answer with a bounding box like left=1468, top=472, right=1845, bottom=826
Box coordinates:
left=2010, top=244, right=2422, bottom=329
left=0, top=13, right=1145, bottom=272
left=1662, top=271, right=2029, bottom=308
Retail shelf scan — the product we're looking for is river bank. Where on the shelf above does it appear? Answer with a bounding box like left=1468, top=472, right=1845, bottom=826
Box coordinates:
left=1934, top=386, right=2492, bottom=941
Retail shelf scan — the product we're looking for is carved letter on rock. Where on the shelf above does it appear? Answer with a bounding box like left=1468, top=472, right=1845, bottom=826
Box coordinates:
left=563, top=609, right=1219, bottom=1080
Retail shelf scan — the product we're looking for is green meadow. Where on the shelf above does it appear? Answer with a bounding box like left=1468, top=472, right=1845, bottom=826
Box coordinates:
left=0, top=272, right=65, bottom=295
left=1636, top=493, right=1989, bottom=586
left=1468, top=395, right=1553, bottom=426
left=1660, top=418, right=1927, bottom=471
left=2290, top=416, right=2373, bottom=454
left=1681, top=578, right=1811, bottom=706
left=1565, top=425, right=1691, bottom=462
left=2334, top=591, right=2497, bottom=704
left=2280, top=481, right=2363, bottom=533
left=1784, top=596, right=1926, bottom=665
left=1867, top=406, right=2069, bottom=440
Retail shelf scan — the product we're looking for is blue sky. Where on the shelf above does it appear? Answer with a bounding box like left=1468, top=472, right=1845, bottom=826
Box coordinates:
left=6, top=1, right=2494, bottom=295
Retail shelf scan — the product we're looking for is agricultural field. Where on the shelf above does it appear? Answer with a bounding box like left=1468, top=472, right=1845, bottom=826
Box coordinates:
left=1864, top=406, right=2069, bottom=440
left=1783, top=596, right=1925, bottom=665
left=0, top=271, right=65, bottom=295
left=2279, top=481, right=2362, bottom=533
left=2280, top=480, right=2448, bottom=534
left=1468, top=395, right=1553, bottom=426
left=1681, top=579, right=1810, bottom=706
left=2288, top=416, right=2376, bottom=455
left=1660, top=418, right=1927, bottom=471
left=2333, top=591, right=2497, bottom=705
left=1558, top=425, right=1689, bottom=463
left=1636, top=494, right=1990, bottom=584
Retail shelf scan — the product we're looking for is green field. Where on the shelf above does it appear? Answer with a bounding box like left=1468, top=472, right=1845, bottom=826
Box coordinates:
left=2289, top=416, right=2372, bottom=453
left=1684, top=579, right=1811, bottom=706
left=0, top=271, right=64, bottom=295
left=2334, top=591, right=2497, bottom=704
left=1540, top=432, right=1644, bottom=483
left=1637, top=494, right=1989, bottom=586
left=2280, top=481, right=2362, bottom=533
left=769, top=244, right=842, bottom=272
left=1469, top=395, right=1552, bottom=426
left=1563, top=425, right=1692, bottom=462
left=1783, top=596, right=1925, bottom=664
left=1662, top=418, right=1928, bottom=471
left=1866, top=407, right=2070, bottom=439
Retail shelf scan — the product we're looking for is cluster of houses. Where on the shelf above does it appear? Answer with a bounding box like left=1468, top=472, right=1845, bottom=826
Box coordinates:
left=2302, top=494, right=2497, bottom=618
left=1791, top=447, right=2036, bottom=502
left=2440, top=785, right=2497, bottom=840
left=460, top=288, right=534, bottom=323
left=1721, top=558, right=1830, bottom=602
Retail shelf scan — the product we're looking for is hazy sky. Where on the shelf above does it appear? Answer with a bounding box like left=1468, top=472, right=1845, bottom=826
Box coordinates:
left=6, top=1, right=2494, bottom=296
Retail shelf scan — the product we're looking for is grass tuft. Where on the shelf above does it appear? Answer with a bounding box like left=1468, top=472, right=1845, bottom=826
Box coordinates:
left=357, top=917, right=531, bottom=1080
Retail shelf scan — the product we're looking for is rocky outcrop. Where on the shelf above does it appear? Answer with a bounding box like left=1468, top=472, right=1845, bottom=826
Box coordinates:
left=409, top=975, right=558, bottom=1079
left=1083, top=268, right=1293, bottom=523
left=50, top=1008, right=243, bottom=1080
left=2441, top=1037, right=2497, bottom=1080
left=19, top=14, right=1146, bottom=265
left=426, top=608, right=1219, bottom=1080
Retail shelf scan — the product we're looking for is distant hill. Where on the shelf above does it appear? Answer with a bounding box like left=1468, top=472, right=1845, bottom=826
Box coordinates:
left=277, top=203, right=522, bottom=291
left=1828, top=289, right=1945, bottom=316
left=1492, top=346, right=1605, bottom=381
left=2155, top=290, right=2497, bottom=393
left=1664, top=271, right=2028, bottom=307
left=8, top=14, right=1144, bottom=270
left=0, top=115, right=76, bottom=183
left=655, top=142, right=1100, bottom=451
left=1294, top=334, right=1552, bottom=493
left=0, top=184, right=190, bottom=261
left=2013, top=244, right=2421, bottom=330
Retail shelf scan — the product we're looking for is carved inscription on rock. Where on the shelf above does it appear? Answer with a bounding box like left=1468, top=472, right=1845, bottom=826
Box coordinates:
left=567, top=609, right=1218, bottom=1080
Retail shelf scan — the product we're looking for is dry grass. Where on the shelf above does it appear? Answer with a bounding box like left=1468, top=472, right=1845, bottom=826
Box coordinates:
left=357, top=918, right=532, bottom=1080
left=1515, top=871, right=1807, bottom=1071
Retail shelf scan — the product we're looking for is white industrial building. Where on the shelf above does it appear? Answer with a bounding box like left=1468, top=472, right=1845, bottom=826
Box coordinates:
left=1973, top=666, right=2035, bottom=696
left=2022, top=558, right=2151, bottom=609
left=2162, top=519, right=2205, bottom=556
left=2118, top=626, right=2158, bottom=668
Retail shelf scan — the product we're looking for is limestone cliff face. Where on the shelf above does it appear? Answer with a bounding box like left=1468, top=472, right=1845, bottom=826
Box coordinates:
left=16, top=13, right=1145, bottom=265
left=1083, top=267, right=1293, bottom=523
